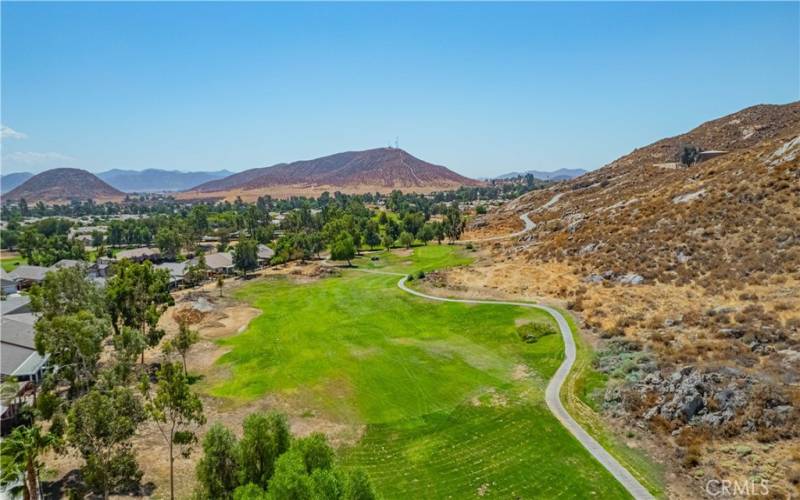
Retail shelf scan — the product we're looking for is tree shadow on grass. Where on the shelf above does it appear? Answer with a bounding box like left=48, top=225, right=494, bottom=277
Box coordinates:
left=43, top=468, right=156, bottom=499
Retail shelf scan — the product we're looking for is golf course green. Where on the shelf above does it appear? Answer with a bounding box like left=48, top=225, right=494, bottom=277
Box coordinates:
left=210, top=246, right=634, bottom=498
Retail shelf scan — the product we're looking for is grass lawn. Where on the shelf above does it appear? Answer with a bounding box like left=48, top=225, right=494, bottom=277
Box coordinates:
left=209, top=246, right=632, bottom=498
left=1, top=255, right=26, bottom=272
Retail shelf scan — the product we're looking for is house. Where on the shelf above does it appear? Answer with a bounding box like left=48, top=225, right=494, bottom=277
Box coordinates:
left=0, top=269, right=17, bottom=295
left=194, top=252, right=234, bottom=275
left=1, top=379, right=35, bottom=434
left=155, top=261, right=189, bottom=288
left=697, top=150, right=728, bottom=162
left=116, top=247, right=161, bottom=263
left=51, top=259, right=98, bottom=278
left=8, top=265, right=50, bottom=289
left=1, top=297, right=47, bottom=383
left=257, top=244, right=275, bottom=265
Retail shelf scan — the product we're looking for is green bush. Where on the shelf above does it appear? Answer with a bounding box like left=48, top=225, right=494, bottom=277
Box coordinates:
left=516, top=322, right=557, bottom=343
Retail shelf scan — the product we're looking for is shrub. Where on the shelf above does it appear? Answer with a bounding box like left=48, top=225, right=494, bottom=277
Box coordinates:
left=516, top=322, right=557, bottom=343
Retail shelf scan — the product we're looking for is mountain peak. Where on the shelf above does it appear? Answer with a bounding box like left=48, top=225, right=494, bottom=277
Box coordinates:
left=181, top=148, right=483, bottom=201
left=5, top=168, right=124, bottom=203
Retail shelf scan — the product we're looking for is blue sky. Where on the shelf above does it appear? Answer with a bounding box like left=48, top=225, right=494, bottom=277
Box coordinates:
left=2, top=2, right=798, bottom=178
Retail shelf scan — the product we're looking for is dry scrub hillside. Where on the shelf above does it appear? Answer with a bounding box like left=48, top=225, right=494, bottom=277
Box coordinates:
left=457, top=102, right=800, bottom=496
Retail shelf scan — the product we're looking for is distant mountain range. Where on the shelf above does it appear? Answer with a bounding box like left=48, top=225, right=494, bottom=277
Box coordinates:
left=180, top=147, right=483, bottom=201
left=494, top=168, right=587, bottom=181
left=4, top=168, right=125, bottom=203
left=97, top=168, right=234, bottom=192
left=1, top=172, right=34, bottom=194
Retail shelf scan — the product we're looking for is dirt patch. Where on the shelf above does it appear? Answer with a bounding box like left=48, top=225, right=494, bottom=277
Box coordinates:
left=511, top=364, right=531, bottom=381
left=470, top=388, right=509, bottom=408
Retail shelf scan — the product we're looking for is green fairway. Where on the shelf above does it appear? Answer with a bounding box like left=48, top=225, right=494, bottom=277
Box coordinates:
left=210, top=246, right=632, bottom=498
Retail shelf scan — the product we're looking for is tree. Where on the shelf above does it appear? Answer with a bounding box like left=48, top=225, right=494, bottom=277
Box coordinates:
left=217, top=275, right=225, bottom=297
left=30, top=266, right=105, bottom=319
left=310, top=468, right=346, bottom=500
left=0, top=425, right=59, bottom=500
left=330, top=233, right=356, bottom=266
left=112, top=326, right=149, bottom=375
left=184, top=254, right=208, bottom=288
left=142, top=362, right=206, bottom=500
left=345, top=469, right=378, bottom=500
left=295, top=433, right=334, bottom=474
left=239, top=412, right=291, bottom=489
left=34, top=311, right=110, bottom=397
left=381, top=233, right=394, bottom=251
left=443, top=205, right=464, bottom=242
left=363, top=221, right=380, bottom=249
left=398, top=231, right=414, bottom=249
left=196, top=424, right=239, bottom=500
left=68, top=387, right=146, bottom=499
left=234, top=239, right=259, bottom=278
left=385, top=218, right=401, bottom=241
left=266, top=449, right=312, bottom=500
left=233, top=483, right=268, bottom=500
left=431, top=221, right=445, bottom=245
left=156, top=227, right=183, bottom=261
left=418, top=224, right=434, bottom=245
left=106, top=260, right=173, bottom=363
left=165, top=321, right=199, bottom=376
left=679, top=144, right=701, bottom=166
left=402, top=212, right=424, bottom=237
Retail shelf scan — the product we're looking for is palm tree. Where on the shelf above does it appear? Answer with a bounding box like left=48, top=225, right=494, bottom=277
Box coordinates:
left=0, top=425, right=59, bottom=500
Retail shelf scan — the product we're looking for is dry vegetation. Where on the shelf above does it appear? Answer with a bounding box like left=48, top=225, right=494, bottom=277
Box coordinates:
left=452, top=102, right=800, bottom=497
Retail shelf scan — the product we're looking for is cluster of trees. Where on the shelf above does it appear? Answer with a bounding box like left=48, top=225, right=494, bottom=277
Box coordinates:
left=0, top=263, right=205, bottom=499
left=270, top=195, right=465, bottom=266
left=195, top=414, right=377, bottom=499
left=2, top=218, right=87, bottom=266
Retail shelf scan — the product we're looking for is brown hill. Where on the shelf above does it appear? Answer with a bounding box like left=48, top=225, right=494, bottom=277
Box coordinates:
left=442, top=102, right=799, bottom=496
left=4, top=168, right=125, bottom=203
left=181, top=148, right=483, bottom=200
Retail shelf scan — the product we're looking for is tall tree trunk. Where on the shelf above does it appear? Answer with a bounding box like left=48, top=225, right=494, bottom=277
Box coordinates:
left=169, top=437, right=175, bottom=500
left=26, top=459, right=37, bottom=500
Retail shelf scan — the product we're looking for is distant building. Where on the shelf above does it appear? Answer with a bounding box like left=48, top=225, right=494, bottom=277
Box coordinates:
left=257, top=244, right=275, bottom=265
left=155, top=261, right=189, bottom=288
left=116, top=247, right=161, bottom=263
left=193, top=252, right=234, bottom=275
left=697, top=150, right=728, bottom=162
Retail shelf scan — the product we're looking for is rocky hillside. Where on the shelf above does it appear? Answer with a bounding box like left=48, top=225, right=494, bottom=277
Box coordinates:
left=3, top=168, right=125, bottom=203
left=482, top=102, right=800, bottom=289
left=455, top=101, right=800, bottom=496
left=182, top=148, right=482, bottom=200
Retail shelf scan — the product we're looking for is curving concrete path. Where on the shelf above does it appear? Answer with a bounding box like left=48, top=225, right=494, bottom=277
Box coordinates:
left=395, top=274, right=654, bottom=499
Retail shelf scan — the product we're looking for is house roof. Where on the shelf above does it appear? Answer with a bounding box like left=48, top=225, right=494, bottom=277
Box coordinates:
left=155, top=261, right=188, bottom=279
left=257, top=244, right=275, bottom=260
left=1, top=317, right=36, bottom=349
left=8, top=265, right=50, bottom=282
left=52, top=259, right=87, bottom=269
left=0, top=295, right=31, bottom=316
left=197, top=252, right=233, bottom=270
left=1, top=343, right=47, bottom=378
left=0, top=268, right=14, bottom=284
left=116, top=247, right=161, bottom=260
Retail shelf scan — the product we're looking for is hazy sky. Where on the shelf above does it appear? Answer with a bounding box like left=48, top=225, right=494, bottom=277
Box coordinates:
left=2, top=2, right=798, bottom=178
